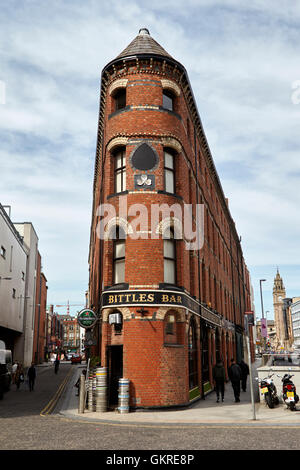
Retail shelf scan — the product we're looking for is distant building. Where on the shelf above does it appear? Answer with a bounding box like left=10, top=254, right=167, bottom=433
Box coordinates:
left=0, top=204, right=28, bottom=355
left=60, top=315, right=82, bottom=353
left=45, top=305, right=64, bottom=356
left=290, top=298, right=300, bottom=349
left=0, top=204, right=48, bottom=367
left=32, top=251, right=48, bottom=364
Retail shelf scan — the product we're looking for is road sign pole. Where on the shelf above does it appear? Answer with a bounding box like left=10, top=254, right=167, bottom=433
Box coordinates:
left=245, top=316, right=256, bottom=421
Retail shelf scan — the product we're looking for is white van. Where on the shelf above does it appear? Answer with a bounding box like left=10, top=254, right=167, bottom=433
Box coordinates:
left=0, top=340, right=12, bottom=398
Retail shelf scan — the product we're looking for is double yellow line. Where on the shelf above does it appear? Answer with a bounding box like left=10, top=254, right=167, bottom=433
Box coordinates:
left=40, top=367, right=73, bottom=416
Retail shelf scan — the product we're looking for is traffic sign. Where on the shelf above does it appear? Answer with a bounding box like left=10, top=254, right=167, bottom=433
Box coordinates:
left=77, top=308, right=98, bottom=329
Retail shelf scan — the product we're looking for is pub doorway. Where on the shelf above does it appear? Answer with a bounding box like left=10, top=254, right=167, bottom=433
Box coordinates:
left=107, top=345, right=123, bottom=409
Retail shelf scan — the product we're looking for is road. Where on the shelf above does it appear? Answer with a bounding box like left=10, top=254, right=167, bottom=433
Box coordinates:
left=1, top=362, right=300, bottom=453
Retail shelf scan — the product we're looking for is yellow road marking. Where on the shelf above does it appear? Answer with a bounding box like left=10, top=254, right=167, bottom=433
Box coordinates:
left=40, top=368, right=73, bottom=416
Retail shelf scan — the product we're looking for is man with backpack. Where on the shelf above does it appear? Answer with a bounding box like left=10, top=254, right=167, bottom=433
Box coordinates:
left=228, top=358, right=242, bottom=402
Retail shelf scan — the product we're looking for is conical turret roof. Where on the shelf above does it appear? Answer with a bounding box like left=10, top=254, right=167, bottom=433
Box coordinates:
left=114, top=28, right=174, bottom=61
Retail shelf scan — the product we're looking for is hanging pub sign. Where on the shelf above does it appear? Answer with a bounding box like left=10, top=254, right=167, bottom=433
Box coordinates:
left=77, top=308, right=98, bottom=329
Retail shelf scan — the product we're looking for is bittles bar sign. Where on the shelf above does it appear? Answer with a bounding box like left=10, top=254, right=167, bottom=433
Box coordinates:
left=101, top=289, right=222, bottom=326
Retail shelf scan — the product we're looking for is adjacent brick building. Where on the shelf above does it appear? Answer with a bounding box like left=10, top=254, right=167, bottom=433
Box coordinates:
left=88, top=29, right=253, bottom=409
left=32, top=251, right=48, bottom=364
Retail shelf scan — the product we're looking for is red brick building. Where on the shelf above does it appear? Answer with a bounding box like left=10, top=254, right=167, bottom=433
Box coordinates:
left=32, top=251, right=48, bottom=364
left=88, top=29, right=253, bottom=409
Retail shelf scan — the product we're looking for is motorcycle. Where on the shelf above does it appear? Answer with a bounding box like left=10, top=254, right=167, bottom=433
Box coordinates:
left=277, top=371, right=299, bottom=411
left=257, top=371, right=279, bottom=409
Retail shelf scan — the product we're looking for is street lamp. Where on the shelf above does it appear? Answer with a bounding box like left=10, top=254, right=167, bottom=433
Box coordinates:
left=260, top=279, right=267, bottom=352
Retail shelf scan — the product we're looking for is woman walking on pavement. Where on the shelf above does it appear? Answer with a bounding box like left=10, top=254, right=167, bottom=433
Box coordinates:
left=212, top=359, right=226, bottom=403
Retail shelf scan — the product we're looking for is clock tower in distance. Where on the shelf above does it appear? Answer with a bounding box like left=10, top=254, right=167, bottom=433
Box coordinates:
left=273, top=269, right=286, bottom=349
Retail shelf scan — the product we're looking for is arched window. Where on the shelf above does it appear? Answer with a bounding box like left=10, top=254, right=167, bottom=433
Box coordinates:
left=163, top=227, right=176, bottom=284
left=113, top=88, right=126, bottom=111
left=114, top=148, right=126, bottom=193
left=113, top=226, right=126, bottom=284
left=188, top=317, right=198, bottom=389
left=163, top=89, right=175, bottom=111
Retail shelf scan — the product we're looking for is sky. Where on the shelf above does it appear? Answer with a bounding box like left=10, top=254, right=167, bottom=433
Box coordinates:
left=1, top=0, right=300, bottom=318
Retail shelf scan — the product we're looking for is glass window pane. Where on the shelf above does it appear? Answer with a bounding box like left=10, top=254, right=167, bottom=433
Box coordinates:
left=164, top=152, right=174, bottom=169
left=115, top=153, right=124, bottom=169
left=114, top=240, right=125, bottom=258
left=165, top=169, right=174, bottom=193
left=114, top=259, right=125, bottom=284
left=164, top=239, right=175, bottom=259
left=115, top=90, right=126, bottom=110
left=163, top=92, right=173, bottom=111
left=164, top=259, right=176, bottom=284
left=115, top=171, right=122, bottom=193
left=122, top=169, right=126, bottom=191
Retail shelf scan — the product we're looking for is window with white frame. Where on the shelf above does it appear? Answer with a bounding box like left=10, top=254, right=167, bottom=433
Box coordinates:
left=113, top=226, right=126, bottom=284
left=164, top=150, right=175, bottom=194
left=114, top=148, right=126, bottom=193
left=163, top=227, right=176, bottom=284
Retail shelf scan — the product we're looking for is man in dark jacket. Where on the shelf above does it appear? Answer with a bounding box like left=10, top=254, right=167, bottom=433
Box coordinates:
left=212, top=360, right=226, bottom=403
left=228, top=358, right=242, bottom=402
left=238, top=360, right=250, bottom=392
left=27, top=363, right=36, bottom=391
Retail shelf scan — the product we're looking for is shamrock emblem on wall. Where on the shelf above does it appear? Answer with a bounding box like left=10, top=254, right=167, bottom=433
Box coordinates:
left=136, top=174, right=152, bottom=186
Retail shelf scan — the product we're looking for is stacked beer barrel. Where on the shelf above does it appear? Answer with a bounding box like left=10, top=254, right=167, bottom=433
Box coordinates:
left=88, top=369, right=94, bottom=411
left=118, top=378, right=130, bottom=413
left=95, top=367, right=107, bottom=412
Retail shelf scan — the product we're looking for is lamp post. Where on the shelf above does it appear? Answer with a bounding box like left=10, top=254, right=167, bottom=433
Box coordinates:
left=260, top=279, right=267, bottom=352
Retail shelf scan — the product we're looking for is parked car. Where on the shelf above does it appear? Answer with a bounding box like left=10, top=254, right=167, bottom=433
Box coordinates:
left=71, top=354, right=82, bottom=364
left=66, top=353, right=74, bottom=361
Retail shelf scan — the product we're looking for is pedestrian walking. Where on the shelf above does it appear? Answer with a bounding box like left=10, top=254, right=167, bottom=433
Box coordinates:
left=27, top=363, right=36, bottom=391
left=238, top=359, right=250, bottom=392
left=212, top=359, right=226, bottom=403
left=15, top=363, right=24, bottom=390
left=228, top=358, right=242, bottom=402
left=54, top=356, right=60, bottom=374
left=11, top=361, right=18, bottom=384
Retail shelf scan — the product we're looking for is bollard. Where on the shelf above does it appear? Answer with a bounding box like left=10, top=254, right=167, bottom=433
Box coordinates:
left=118, top=378, right=130, bottom=414
left=78, top=374, right=85, bottom=414
left=96, top=367, right=107, bottom=412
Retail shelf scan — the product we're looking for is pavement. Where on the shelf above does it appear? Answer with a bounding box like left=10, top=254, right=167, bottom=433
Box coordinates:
left=54, top=361, right=300, bottom=427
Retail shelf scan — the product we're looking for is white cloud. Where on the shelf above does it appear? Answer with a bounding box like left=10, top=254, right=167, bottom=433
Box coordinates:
left=1, top=0, right=300, bottom=311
